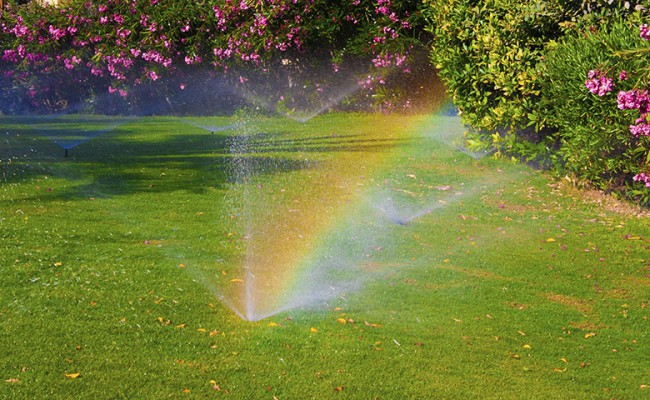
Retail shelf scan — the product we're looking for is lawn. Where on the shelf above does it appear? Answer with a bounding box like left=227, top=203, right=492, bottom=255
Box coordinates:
left=1, top=112, right=648, bottom=399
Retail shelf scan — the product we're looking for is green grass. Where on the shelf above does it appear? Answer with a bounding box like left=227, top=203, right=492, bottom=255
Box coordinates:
left=1, top=113, right=648, bottom=399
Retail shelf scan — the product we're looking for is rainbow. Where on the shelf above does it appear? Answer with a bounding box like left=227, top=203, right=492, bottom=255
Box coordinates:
left=201, top=111, right=469, bottom=321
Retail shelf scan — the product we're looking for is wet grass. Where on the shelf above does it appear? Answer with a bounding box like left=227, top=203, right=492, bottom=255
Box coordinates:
left=1, top=113, right=648, bottom=399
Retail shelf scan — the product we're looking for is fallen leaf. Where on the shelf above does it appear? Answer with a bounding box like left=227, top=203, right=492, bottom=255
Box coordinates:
left=182, top=388, right=191, bottom=393
left=197, top=328, right=207, bottom=333
left=176, top=323, right=186, bottom=329
left=522, top=344, right=532, bottom=350
left=625, top=235, right=641, bottom=240
left=546, top=238, right=556, bottom=242
left=268, top=322, right=278, bottom=327
left=517, top=330, right=526, bottom=336
left=64, top=372, right=80, bottom=379
left=54, top=262, right=62, bottom=267
left=230, top=278, right=244, bottom=283
left=334, top=386, right=344, bottom=392
left=641, top=384, right=649, bottom=389
left=310, top=327, right=318, bottom=333
left=584, top=332, right=596, bottom=339
left=5, top=378, right=21, bottom=383
left=452, top=318, right=462, bottom=323
left=336, top=318, right=347, bottom=324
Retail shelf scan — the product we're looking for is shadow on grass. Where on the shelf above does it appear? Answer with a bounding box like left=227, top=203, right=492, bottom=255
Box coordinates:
left=1, top=117, right=408, bottom=202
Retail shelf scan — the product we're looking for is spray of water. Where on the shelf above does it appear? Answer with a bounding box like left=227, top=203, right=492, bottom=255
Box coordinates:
left=422, top=111, right=496, bottom=160
left=179, top=119, right=240, bottom=134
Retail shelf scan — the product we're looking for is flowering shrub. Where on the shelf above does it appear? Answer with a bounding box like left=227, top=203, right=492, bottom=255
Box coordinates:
left=0, top=0, right=431, bottom=113
left=540, top=11, right=650, bottom=205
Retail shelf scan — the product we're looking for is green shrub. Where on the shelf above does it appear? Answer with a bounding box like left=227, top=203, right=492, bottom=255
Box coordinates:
left=539, top=12, right=650, bottom=205
left=423, top=0, right=578, bottom=131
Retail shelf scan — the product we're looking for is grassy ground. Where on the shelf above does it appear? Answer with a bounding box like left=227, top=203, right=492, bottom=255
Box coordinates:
left=1, top=113, right=648, bottom=399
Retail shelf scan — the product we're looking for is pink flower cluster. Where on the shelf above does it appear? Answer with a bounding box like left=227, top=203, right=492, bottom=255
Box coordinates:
left=585, top=69, right=613, bottom=96
left=617, top=90, right=650, bottom=137
left=640, top=23, right=650, bottom=40
left=633, top=172, right=650, bottom=188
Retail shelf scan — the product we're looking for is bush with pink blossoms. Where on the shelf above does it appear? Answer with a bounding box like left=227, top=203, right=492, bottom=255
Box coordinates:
left=540, top=10, right=650, bottom=206
left=0, top=0, right=434, bottom=114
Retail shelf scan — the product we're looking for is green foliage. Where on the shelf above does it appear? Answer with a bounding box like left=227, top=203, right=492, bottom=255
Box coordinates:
left=423, top=0, right=573, bottom=132
left=539, top=12, right=650, bottom=205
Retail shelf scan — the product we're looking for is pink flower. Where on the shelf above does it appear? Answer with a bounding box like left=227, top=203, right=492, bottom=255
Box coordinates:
left=63, top=56, right=81, bottom=70
left=640, top=24, right=650, bottom=40
left=585, top=70, right=613, bottom=96
left=629, top=121, right=650, bottom=137
left=617, top=89, right=649, bottom=112
left=146, top=70, right=159, bottom=81
left=633, top=172, right=650, bottom=188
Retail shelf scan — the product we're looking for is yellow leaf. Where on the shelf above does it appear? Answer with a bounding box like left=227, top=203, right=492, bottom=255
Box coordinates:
left=310, top=327, right=318, bottom=333
left=54, top=262, right=62, bottom=267
left=641, top=384, right=649, bottom=389
left=5, top=378, right=21, bottom=383
left=584, top=332, right=596, bottom=339
left=268, top=322, right=278, bottom=327
left=182, top=388, right=191, bottom=393
left=230, top=278, right=244, bottom=283
left=522, top=344, right=532, bottom=349
left=626, top=236, right=641, bottom=240
left=561, top=358, right=568, bottom=364
left=176, top=323, right=186, bottom=329
left=336, top=318, right=347, bottom=324
left=546, top=238, right=556, bottom=242
left=64, top=372, right=80, bottom=379
left=197, top=328, right=207, bottom=333
left=517, top=330, right=526, bottom=336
